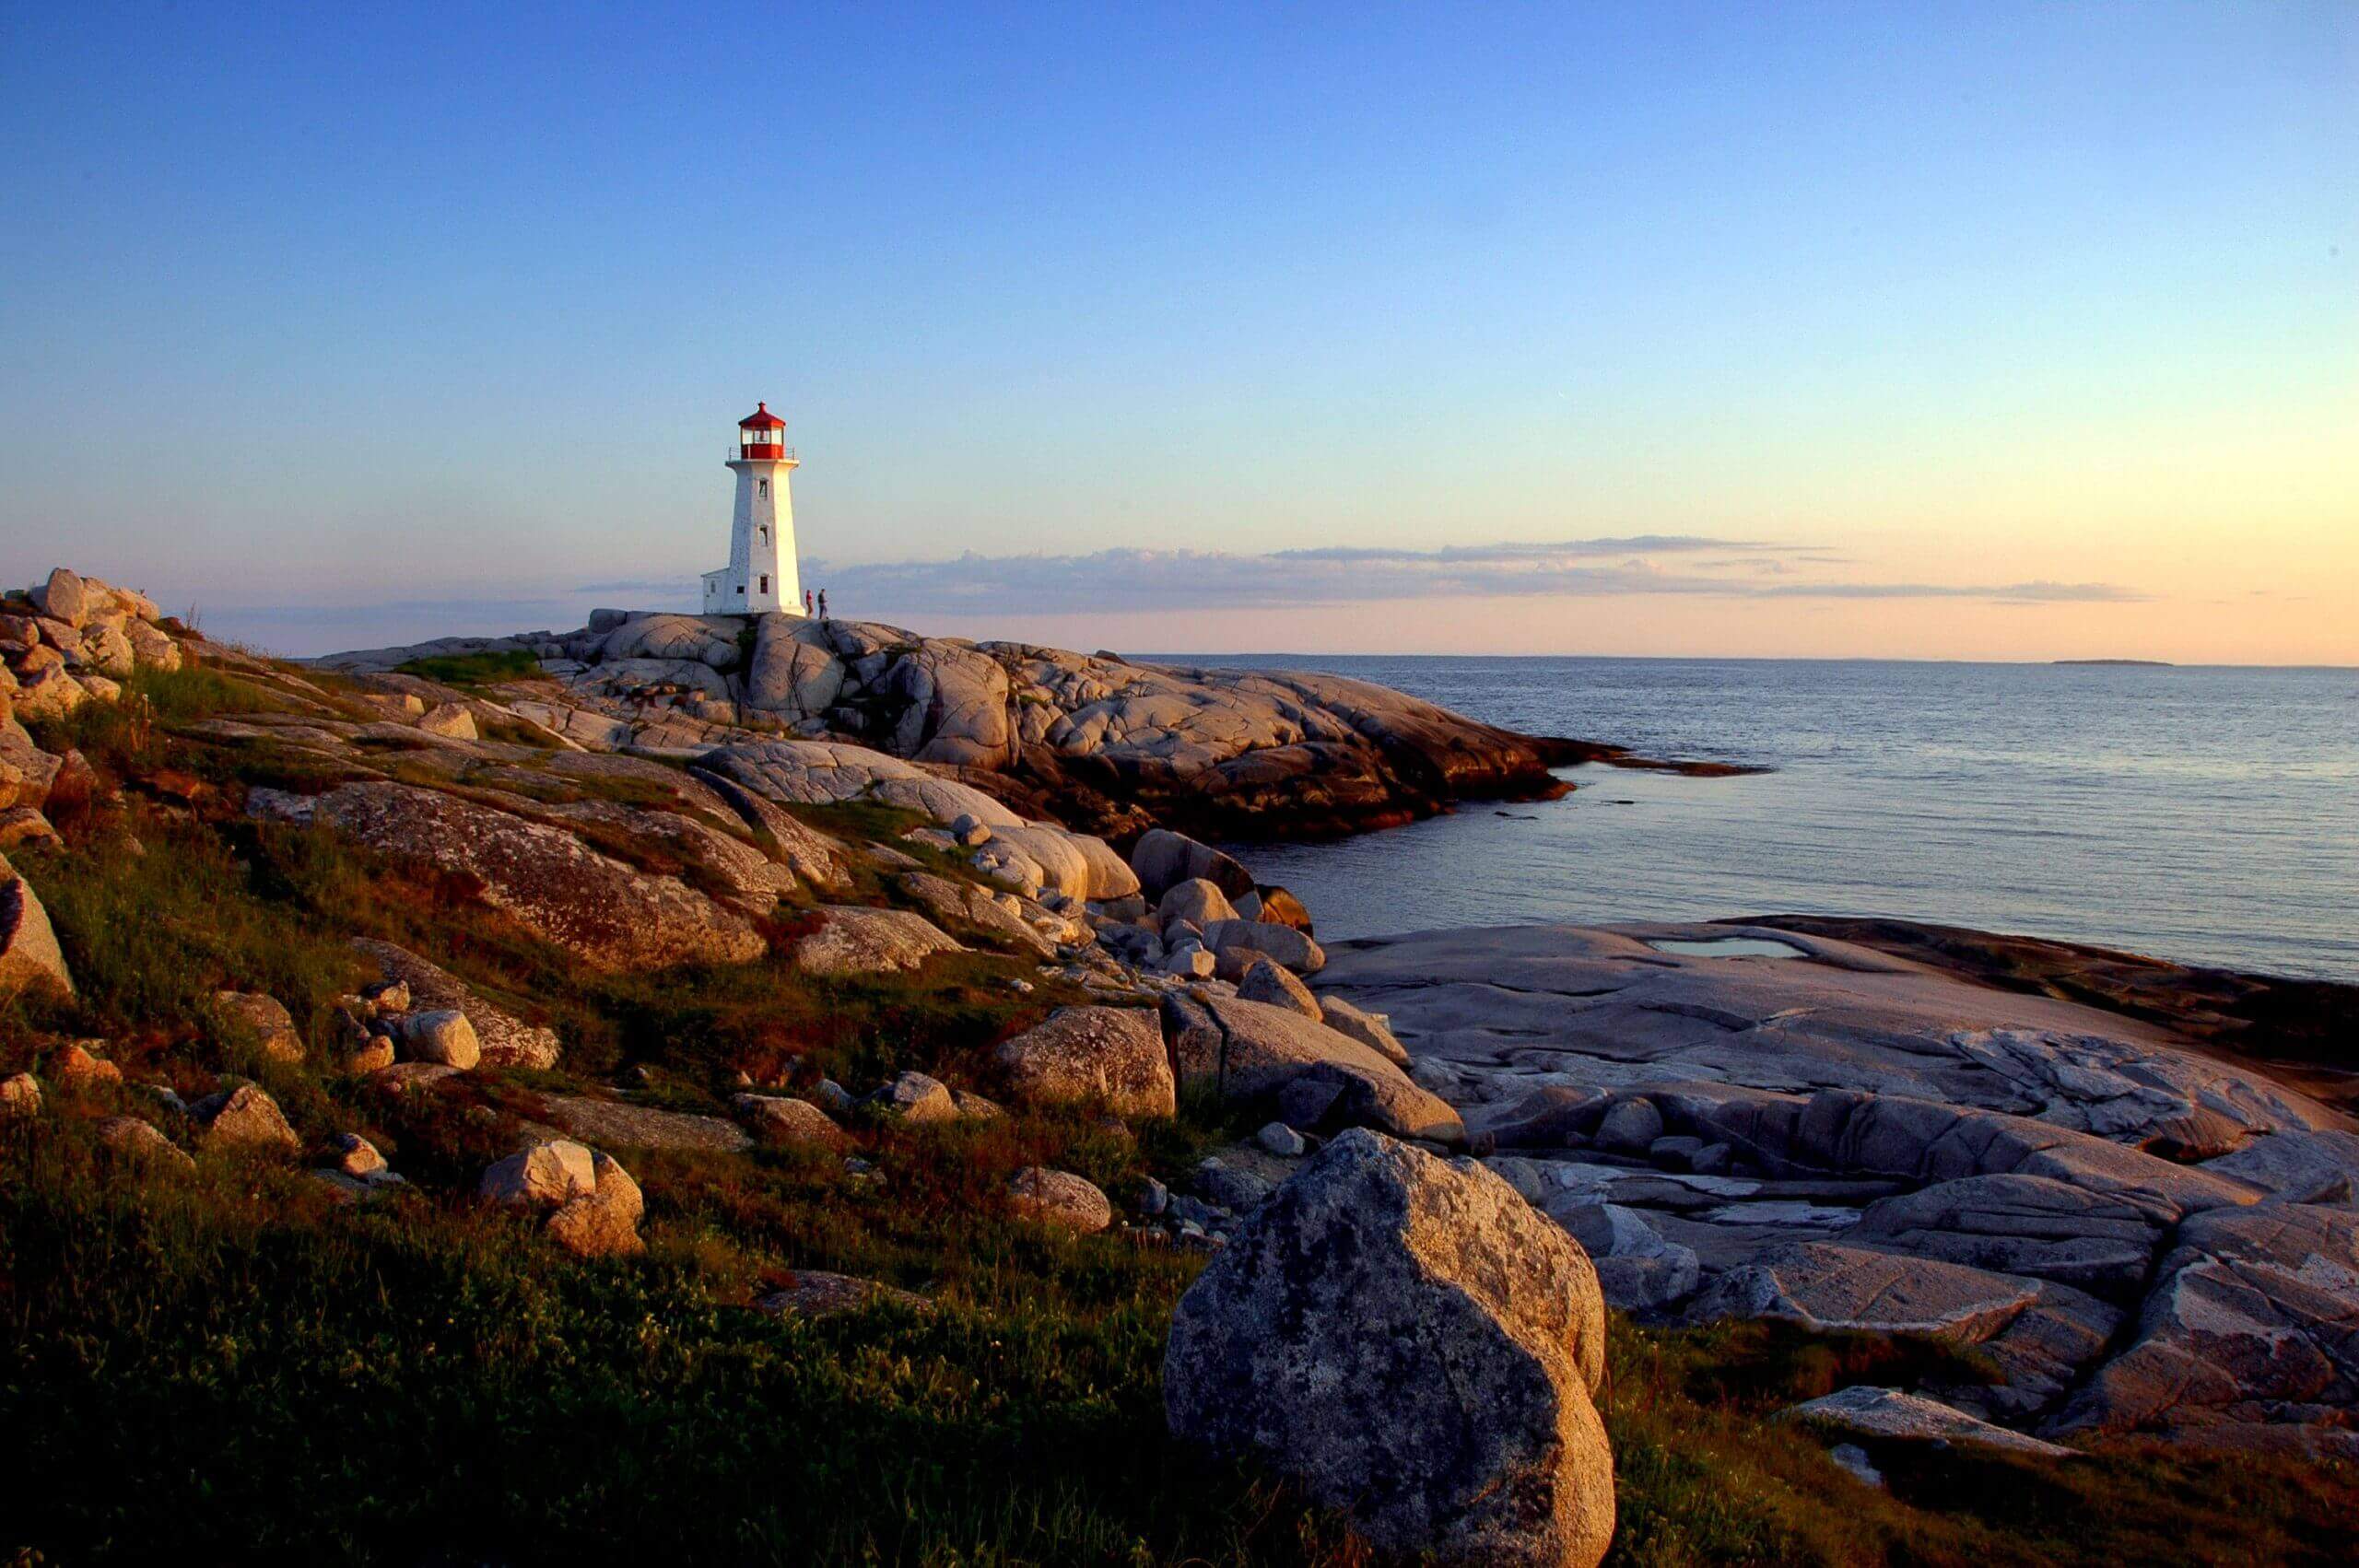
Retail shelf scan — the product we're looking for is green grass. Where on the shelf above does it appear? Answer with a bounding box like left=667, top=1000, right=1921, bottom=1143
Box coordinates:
left=0, top=1117, right=1366, bottom=1567
left=21, top=661, right=289, bottom=778
left=786, top=798, right=937, bottom=847
left=393, top=648, right=543, bottom=687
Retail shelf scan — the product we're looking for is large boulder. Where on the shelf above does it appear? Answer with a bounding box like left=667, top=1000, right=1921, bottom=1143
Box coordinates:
left=2052, top=1200, right=2359, bottom=1454
left=1161, top=990, right=1463, bottom=1145
left=545, top=1151, right=647, bottom=1258
left=1316, top=994, right=1411, bottom=1067
left=538, top=1094, right=753, bottom=1153
left=732, top=1094, right=851, bottom=1151
left=1, top=723, right=67, bottom=811
left=0, top=1071, right=41, bottom=1118
left=971, top=824, right=1101, bottom=900
left=9, top=664, right=87, bottom=724
left=697, top=739, right=1023, bottom=827
left=1788, top=1386, right=2079, bottom=1459
left=1203, top=918, right=1326, bottom=976
left=1130, top=828, right=1254, bottom=900
left=253, top=782, right=765, bottom=970
left=0, top=851, right=73, bottom=998
left=886, top=642, right=1013, bottom=768
left=483, top=1141, right=649, bottom=1258
left=480, top=1139, right=597, bottom=1207
left=992, top=1005, right=1176, bottom=1119
left=1686, top=1242, right=2041, bottom=1344
left=786, top=907, right=965, bottom=976
left=599, top=614, right=741, bottom=668
left=29, top=568, right=88, bottom=628
left=416, top=702, right=477, bottom=741
left=188, top=1083, right=300, bottom=1154
left=867, top=1071, right=961, bottom=1125
left=401, top=1008, right=482, bottom=1070
left=1848, top=1174, right=2167, bottom=1300
left=79, top=623, right=136, bottom=679
left=1166, top=1129, right=1614, bottom=1568
left=743, top=616, right=845, bottom=715
left=1156, top=877, right=1238, bottom=933
left=1237, top=956, right=1320, bottom=1018
left=212, top=990, right=305, bottom=1064
left=1007, top=1166, right=1113, bottom=1233
left=694, top=738, right=1136, bottom=901
left=123, top=618, right=182, bottom=672
left=895, top=872, right=1058, bottom=957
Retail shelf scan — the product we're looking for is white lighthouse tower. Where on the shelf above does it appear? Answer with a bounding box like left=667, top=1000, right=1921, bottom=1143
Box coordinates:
left=701, top=402, right=803, bottom=614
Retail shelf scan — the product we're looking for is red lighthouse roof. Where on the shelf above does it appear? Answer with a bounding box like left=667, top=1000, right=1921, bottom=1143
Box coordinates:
left=738, top=402, right=785, bottom=430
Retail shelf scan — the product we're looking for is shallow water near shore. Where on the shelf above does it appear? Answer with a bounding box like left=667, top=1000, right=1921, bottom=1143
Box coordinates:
left=1175, top=655, right=2359, bottom=983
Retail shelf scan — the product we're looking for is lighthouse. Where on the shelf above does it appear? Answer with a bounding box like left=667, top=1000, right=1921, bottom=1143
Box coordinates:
left=700, top=402, right=803, bottom=614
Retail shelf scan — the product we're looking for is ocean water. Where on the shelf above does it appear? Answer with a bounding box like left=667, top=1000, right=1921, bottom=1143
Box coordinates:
left=1170, top=657, right=2359, bottom=984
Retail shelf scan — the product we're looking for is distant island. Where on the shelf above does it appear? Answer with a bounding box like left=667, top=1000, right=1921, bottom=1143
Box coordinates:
left=2055, top=657, right=2175, bottom=667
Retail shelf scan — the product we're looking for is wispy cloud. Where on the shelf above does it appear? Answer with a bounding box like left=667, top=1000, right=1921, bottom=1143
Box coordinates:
left=1268, top=535, right=1781, bottom=563
left=1753, top=579, right=2143, bottom=604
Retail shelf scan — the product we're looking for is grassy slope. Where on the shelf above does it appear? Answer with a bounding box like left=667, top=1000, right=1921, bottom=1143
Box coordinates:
left=4, top=660, right=2353, bottom=1566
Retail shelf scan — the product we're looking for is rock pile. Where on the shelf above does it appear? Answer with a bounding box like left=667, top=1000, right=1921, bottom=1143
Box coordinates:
left=480, top=1139, right=647, bottom=1258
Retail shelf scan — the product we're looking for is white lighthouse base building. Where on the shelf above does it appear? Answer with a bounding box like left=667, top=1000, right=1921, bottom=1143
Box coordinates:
left=703, top=401, right=804, bottom=615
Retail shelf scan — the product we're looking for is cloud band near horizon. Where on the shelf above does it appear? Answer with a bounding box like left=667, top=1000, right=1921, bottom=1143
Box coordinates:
left=568, top=538, right=2138, bottom=614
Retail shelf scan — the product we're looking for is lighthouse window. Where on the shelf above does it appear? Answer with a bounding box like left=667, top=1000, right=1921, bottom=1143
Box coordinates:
left=760, top=575, right=769, bottom=593
left=758, top=479, right=769, bottom=497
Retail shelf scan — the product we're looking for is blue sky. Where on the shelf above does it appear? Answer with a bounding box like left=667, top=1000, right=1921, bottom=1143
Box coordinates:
left=3, top=2, right=2352, bottom=659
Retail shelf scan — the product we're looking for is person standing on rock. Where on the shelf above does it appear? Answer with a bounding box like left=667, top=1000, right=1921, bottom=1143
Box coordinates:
left=816, top=589, right=828, bottom=620
left=803, top=588, right=814, bottom=617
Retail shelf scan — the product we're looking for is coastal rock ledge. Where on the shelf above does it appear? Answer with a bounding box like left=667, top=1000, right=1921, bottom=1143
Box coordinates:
left=1316, top=919, right=2359, bottom=1459
left=317, top=612, right=1696, bottom=840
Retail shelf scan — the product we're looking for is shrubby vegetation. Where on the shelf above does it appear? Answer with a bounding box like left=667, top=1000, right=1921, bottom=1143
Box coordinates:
left=393, top=648, right=545, bottom=686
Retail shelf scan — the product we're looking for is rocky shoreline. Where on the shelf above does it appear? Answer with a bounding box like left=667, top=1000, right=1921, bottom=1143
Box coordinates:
left=7, top=568, right=2355, bottom=1563
left=303, top=607, right=2359, bottom=1468
left=1313, top=918, right=2359, bottom=1460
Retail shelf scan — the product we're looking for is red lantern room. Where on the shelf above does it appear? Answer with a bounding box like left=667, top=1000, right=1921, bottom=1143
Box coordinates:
left=736, top=402, right=789, bottom=461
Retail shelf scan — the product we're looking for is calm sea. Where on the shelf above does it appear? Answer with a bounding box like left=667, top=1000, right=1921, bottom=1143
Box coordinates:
left=1169, top=657, right=2359, bottom=985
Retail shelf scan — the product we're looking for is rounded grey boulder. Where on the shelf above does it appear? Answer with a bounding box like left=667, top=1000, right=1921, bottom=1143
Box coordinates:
left=1165, top=1129, right=1614, bottom=1568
